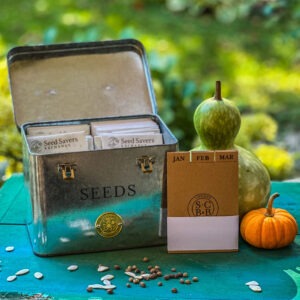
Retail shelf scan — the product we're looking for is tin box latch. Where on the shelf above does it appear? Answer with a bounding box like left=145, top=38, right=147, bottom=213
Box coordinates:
left=136, top=156, right=155, bottom=173
left=58, top=163, right=77, bottom=180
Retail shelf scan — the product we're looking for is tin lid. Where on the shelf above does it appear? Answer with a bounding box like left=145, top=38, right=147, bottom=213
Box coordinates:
left=7, top=39, right=157, bottom=128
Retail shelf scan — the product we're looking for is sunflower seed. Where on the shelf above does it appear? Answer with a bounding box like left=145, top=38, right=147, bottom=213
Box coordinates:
left=16, top=269, right=30, bottom=276
left=67, top=265, right=78, bottom=271
left=34, top=272, right=44, bottom=279
left=249, top=284, right=262, bottom=292
left=245, top=281, right=259, bottom=286
left=101, top=274, right=114, bottom=281
left=97, top=265, right=109, bottom=272
left=5, top=246, right=14, bottom=252
left=7, top=275, right=17, bottom=282
left=88, top=284, right=116, bottom=290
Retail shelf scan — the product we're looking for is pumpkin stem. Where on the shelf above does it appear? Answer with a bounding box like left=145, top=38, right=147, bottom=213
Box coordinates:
left=265, top=193, right=280, bottom=217
left=214, top=80, right=222, bottom=101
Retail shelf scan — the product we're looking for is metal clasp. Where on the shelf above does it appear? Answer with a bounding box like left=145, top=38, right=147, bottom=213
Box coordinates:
left=136, top=156, right=155, bottom=173
left=58, top=163, right=77, bottom=180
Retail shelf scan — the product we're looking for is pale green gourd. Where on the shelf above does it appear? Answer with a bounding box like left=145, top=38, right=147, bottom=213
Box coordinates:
left=193, top=81, right=270, bottom=217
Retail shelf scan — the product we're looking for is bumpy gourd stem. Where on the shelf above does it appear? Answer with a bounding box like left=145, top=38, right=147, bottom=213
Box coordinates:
left=214, top=80, right=222, bottom=101
left=265, top=193, right=280, bottom=217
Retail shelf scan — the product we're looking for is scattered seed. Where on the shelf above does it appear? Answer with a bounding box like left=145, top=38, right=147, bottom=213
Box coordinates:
left=142, top=257, right=149, bottom=262
left=185, top=279, right=191, bottom=285
left=126, top=266, right=133, bottom=272
left=245, top=281, right=259, bottom=286
left=34, top=272, right=44, bottom=280
left=67, top=265, right=78, bottom=271
left=139, top=282, right=146, bottom=288
left=133, top=278, right=140, bottom=284
left=101, top=274, right=114, bottom=281
left=5, top=246, right=15, bottom=252
left=125, top=271, right=142, bottom=279
left=158, top=281, right=163, bottom=286
left=182, top=272, right=188, bottom=278
left=192, top=277, right=199, bottom=282
left=103, top=279, right=111, bottom=286
left=126, top=283, right=131, bottom=288
left=86, top=286, right=93, bottom=293
left=125, top=271, right=137, bottom=277
left=164, top=275, right=170, bottom=280
left=171, top=288, right=178, bottom=293
left=16, top=269, right=30, bottom=276
left=114, top=265, right=121, bottom=270
left=171, top=267, right=176, bottom=272
left=88, top=284, right=116, bottom=290
left=179, top=278, right=185, bottom=284
left=7, top=275, right=17, bottom=282
left=141, top=273, right=151, bottom=280
left=98, top=265, right=109, bottom=272
left=249, top=284, right=262, bottom=292
left=107, top=289, right=114, bottom=294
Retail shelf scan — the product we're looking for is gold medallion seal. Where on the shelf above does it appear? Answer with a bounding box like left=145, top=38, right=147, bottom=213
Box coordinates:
left=95, top=212, right=123, bottom=238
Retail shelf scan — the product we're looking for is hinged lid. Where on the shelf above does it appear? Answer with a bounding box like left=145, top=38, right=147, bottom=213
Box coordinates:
left=7, top=39, right=157, bottom=128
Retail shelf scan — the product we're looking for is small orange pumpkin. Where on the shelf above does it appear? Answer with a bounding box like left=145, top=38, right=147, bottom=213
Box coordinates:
left=240, top=193, right=298, bottom=249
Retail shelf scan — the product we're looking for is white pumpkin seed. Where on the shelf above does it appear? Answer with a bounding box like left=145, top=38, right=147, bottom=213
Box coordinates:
left=101, top=274, right=115, bottom=281
left=97, top=265, right=109, bottom=272
left=103, top=279, right=111, bottom=286
left=88, top=284, right=116, bottom=290
left=125, top=271, right=136, bottom=277
left=5, top=246, right=14, bottom=252
left=249, top=284, right=262, bottom=292
left=16, top=269, right=30, bottom=276
left=34, top=272, right=44, bottom=279
left=101, top=274, right=114, bottom=281
left=67, top=265, right=78, bottom=271
left=124, top=271, right=143, bottom=280
left=141, top=273, right=151, bottom=279
left=245, top=281, right=259, bottom=286
left=7, top=275, right=17, bottom=282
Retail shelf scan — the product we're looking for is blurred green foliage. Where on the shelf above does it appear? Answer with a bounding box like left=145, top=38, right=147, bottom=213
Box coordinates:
left=0, top=0, right=300, bottom=182
left=254, top=144, right=295, bottom=180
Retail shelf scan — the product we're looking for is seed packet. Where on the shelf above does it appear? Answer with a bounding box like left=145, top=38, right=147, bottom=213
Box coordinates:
left=167, top=150, right=239, bottom=253
left=27, top=131, right=89, bottom=154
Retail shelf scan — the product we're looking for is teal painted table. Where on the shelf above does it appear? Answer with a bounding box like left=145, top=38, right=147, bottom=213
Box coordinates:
left=0, top=174, right=300, bottom=300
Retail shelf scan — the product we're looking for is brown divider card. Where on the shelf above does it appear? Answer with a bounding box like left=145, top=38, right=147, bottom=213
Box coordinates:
left=167, top=150, right=239, bottom=253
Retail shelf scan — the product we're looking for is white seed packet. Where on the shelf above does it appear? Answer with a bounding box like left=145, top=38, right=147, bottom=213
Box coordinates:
left=27, top=131, right=89, bottom=154
left=27, top=124, right=90, bottom=136
left=86, top=135, right=94, bottom=151
left=94, top=133, right=163, bottom=150
left=91, top=118, right=160, bottom=136
left=93, top=127, right=160, bottom=136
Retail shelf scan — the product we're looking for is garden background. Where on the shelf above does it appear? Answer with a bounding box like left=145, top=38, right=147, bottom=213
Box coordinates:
left=0, top=0, right=299, bottom=184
